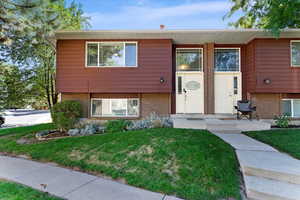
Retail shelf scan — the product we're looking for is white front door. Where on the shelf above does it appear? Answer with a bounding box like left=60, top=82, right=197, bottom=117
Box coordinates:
left=175, top=48, right=203, bottom=114
left=214, top=48, right=242, bottom=114
left=176, top=72, right=204, bottom=113
left=214, top=72, right=242, bottom=114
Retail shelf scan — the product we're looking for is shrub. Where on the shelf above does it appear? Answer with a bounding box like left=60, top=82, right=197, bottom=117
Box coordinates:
left=52, top=100, right=82, bottom=132
left=127, top=112, right=173, bottom=130
left=274, top=114, right=291, bottom=128
left=105, top=119, right=132, bottom=133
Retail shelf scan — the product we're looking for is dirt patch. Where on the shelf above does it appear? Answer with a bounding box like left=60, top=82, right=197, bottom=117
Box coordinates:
left=128, top=145, right=154, bottom=157
left=86, top=153, right=112, bottom=167
left=162, top=154, right=180, bottom=181
left=68, top=149, right=87, bottom=160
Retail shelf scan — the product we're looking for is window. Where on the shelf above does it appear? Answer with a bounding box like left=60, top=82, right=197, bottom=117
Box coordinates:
left=86, top=42, right=137, bottom=67
left=291, top=41, right=300, bottom=66
left=176, top=48, right=202, bottom=71
left=91, top=98, right=139, bottom=117
left=215, top=48, right=240, bottom=72
left=281, top=99, right=300, bottom=117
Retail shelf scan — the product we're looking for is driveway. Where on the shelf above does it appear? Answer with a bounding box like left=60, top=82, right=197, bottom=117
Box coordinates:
left=1, top=109, right=52, bottom=128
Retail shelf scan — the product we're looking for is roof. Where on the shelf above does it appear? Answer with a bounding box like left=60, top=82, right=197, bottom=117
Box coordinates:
left=54, top=29, right=300, bottom=44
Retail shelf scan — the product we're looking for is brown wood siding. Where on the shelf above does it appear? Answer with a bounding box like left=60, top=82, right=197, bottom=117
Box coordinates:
left=203, top=43, right=215, bottom=114
left=251, top=38, right=300, bottom=93
left=251, top=93, right=281, bottom=119
left=56, top=39, right=173, bottom=93
left=244, top=41, right=256, bottom=96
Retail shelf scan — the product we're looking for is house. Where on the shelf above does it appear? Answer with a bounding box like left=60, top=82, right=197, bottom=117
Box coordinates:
left=54, top=29, right=300, bottom=119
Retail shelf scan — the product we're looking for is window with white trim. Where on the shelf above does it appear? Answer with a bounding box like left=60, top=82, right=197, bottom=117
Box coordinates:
left=86, top=42, right=137, bottom=67
left=281, top=99, right=300, bottom=117
left=91, top=98, right=139, bottom=117
left=214, top=48, right=240, bottom=72
left=291, top=41, right=300, bottom=66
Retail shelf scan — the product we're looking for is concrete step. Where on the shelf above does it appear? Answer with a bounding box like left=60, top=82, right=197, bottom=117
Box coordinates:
left=244, top=175, right=300, bottom=200
left=237, top=150, right=300, bottom=185
left=173, top=119, right=206, bottom=129
left=209, top=129, right=242, bottom=134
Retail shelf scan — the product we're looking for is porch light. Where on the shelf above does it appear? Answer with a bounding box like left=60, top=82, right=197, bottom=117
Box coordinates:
left=263, top=79, right=271, bottom=85
left=179, top=64, right=189, bottom=70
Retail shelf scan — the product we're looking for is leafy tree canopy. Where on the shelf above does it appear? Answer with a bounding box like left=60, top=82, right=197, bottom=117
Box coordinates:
left=0, top=0, right=90, bottom=110
left=226, top=0, right=300, bottom=37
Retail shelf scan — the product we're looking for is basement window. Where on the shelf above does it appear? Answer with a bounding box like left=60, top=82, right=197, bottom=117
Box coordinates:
left=91, top=98, right=139, bottom=117
left=281, top=99, right=300, bottom=117
left=291, top=41, right=300, bottom=67
left=214, top=48, right=240, bottom=72
left=86, top=42, right=137, bottom=67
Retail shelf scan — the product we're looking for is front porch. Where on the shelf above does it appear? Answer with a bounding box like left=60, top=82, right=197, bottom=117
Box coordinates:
left=171, top=114, right=271, bottom=132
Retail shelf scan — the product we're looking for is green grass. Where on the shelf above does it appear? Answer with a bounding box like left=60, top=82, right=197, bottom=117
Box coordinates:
left=245, top=129, right=300, bottom=159
left=0, top=123, right=55, bottom=137
left=0, top=180, right=61, bottom=200
left=0, top=125, right=241, bottom=200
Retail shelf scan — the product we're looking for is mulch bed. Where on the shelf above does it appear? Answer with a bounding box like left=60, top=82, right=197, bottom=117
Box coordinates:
left=36, top=130, right=70, bottom=141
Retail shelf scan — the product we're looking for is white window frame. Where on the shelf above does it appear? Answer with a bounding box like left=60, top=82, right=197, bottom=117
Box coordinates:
left=90, top=98, right=140, bottom=117
left=290, top=40, right=300, bottom=67
left=281, top=99, right=300, bottom=117
left=214, top=48, right=241, bottom=72
left=85, top=41, right=138, bottom=68
left=176, top=48, right=204, bottom=72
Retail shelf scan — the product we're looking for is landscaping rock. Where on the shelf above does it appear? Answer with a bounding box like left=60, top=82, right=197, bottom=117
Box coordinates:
left=36, top=130, right=51, bottom=138
left=68, top=128, right=81, bottom=136
left=80, top=124, right=97, bottom=135
left=97, top=126, right=105, bottom=133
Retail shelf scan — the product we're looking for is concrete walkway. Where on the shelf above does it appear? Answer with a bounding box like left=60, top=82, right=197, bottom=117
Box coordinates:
left=173, top=118, right=300, bottom=200
left=214, top=131, right=300, bottom=200
left=0, top=155, right=181, bottom=200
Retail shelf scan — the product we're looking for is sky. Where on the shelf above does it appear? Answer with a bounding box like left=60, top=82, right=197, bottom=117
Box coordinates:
left=68, top=0, right=241, bottom=30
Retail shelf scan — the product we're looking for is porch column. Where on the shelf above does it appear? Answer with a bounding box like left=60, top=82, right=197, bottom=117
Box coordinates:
left=203, top=43, right=215, bottom=114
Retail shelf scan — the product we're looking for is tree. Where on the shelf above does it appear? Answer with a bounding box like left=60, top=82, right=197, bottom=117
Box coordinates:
left=225, top=0, right=300, bottom=37
left=0, top=0, right=90, bottom=110
left=0, top=0, right=54, bottom=44
left=0, top=63, right=30, bottom=109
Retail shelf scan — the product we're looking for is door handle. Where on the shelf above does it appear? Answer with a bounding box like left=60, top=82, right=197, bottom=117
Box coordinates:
left=183, top=89, right=187, bottom=93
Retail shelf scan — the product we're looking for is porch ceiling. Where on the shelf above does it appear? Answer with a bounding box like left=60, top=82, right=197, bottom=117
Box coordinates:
left=54, top=29, right=300, bottom=44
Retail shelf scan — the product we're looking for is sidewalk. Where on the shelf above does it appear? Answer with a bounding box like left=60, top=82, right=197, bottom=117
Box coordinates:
left=0, top=155, right=181, bottom=200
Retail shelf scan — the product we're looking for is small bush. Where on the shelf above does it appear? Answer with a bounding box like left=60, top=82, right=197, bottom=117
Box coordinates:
left=127, top=112, right=173, bottom=130
left=105, top=119, right=132, bottom=133
left=52, top=100, right=82, bottom=132
left=274, top=114, right=291, bottom=128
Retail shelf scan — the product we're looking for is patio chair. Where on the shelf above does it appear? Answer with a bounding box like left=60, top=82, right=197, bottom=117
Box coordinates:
left=234, top=100, right=256, bottom=120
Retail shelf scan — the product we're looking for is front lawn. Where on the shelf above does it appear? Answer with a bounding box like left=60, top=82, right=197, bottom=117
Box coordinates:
left=0, top=180, right=61, bottom=200
left=245, top=129, right=300, bottom=159
left=0, top=125, right=241, bottom=200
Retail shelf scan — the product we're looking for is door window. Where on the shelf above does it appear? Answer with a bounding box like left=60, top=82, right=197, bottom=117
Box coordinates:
left=177, top=76, right=182, bottom=94
left=233, top=76, right=238, bottom=95
left=176, top=49, right=202, bottom=71
left=215, top=49, right=240, bottom=72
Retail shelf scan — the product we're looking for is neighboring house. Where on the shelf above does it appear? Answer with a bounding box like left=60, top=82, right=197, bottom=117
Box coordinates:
left=54, top=29, right=300, bottom=119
